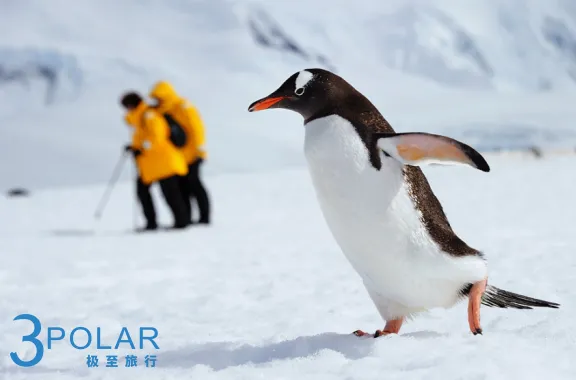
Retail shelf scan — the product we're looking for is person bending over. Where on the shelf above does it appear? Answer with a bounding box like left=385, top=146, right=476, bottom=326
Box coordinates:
left=120, top=91, right=190, bottom=230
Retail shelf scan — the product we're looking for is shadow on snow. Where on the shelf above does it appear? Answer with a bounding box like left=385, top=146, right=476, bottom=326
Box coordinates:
left=158, top=330, right=445, bottom=371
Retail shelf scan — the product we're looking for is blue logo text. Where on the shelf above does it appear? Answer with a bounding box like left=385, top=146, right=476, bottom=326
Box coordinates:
left=10, top=314, right=159, bottom=368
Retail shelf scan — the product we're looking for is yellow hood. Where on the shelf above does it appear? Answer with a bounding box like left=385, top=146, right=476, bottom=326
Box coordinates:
left=150, top=81, right=180, bottom=112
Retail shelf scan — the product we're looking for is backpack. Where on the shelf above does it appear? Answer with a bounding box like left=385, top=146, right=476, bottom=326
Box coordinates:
left=142, top=109, right=188, bottom=148
left=163, top=113, right=187, bottom=148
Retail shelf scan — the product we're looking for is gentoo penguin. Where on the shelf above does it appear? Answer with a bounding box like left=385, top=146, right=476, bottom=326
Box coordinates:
left=248, top=68, right=559, bottom=337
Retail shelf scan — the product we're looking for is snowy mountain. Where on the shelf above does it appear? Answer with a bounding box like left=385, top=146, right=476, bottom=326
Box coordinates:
left=0, top=47, right=82, bottom=107
left=1, top=0, right=576, bottom=190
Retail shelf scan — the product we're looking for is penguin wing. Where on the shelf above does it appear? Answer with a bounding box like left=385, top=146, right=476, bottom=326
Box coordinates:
left=374, top=132, right=490, bottom=172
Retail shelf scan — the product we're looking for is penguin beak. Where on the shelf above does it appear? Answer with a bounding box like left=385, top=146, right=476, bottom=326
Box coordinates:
left=248, top=95, right=287, bottom=112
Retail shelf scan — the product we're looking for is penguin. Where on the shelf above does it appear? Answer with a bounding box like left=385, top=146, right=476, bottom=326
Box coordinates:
left=248, top=68, right=559, bottom=337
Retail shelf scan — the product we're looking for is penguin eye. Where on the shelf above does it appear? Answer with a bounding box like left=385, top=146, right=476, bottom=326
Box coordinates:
left=295, top=87, right=305, bottom=96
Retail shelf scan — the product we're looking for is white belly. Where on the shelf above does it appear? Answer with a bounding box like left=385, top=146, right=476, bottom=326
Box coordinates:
left=303, top=115, right=487, bottom=320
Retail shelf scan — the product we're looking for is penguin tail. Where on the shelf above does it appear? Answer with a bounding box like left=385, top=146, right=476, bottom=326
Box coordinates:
left=480, top=285, right=560, bottom=309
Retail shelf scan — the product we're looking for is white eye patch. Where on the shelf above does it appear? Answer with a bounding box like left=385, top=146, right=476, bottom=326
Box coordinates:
left=294, top=70, right=313, bottom=95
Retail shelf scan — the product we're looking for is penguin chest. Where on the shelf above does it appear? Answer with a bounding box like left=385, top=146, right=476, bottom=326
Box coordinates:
left=303, top=115, right=414, bottom=259
left=303, top=115, right=473, bottom=311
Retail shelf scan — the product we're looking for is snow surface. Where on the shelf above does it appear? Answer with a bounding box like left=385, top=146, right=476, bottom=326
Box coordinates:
left=0, top=155, right=573, bottom=379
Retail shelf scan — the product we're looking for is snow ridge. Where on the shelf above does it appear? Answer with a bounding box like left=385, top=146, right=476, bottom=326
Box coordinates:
left=0, top=47, right=82, bottom=109
left=246, top=6, right=336, bottom=71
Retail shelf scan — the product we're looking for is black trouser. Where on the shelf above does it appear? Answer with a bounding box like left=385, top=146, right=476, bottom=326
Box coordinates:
left=136, top=175, right=189, bottom=228
left=179, top=158, right=211, bottom=223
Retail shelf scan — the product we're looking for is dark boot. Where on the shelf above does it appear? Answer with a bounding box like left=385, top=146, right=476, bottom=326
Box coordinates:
left=188, top=159, right=211, bottom=224
left=136, top=178, right=158, bottom=229
left=159, top=175, right=190, bottom=229
left=178, top=174, right=193, bottom=225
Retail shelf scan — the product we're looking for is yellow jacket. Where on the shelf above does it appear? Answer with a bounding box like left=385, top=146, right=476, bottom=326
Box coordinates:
left=149, top=81, right=207, bottom=163
left=124, top=101, right=188, bottom=185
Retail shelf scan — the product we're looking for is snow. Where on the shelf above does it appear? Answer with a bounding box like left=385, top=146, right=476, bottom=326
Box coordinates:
left=0, top=155, right=573, bottom=379
left=1, top=0, right=576, bottom=378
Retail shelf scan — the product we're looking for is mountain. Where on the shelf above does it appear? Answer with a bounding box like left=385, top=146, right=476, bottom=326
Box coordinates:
left=1, top=0, right=576, bottom=190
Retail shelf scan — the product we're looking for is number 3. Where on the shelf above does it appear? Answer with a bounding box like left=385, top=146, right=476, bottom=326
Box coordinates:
left=10, top=314, right=44, bottom=367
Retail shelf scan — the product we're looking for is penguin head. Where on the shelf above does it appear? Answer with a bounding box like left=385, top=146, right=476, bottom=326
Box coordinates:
left=248, top=68, right=350, bottom=121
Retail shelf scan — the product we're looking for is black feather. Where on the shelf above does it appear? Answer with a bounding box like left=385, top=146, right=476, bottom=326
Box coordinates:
left=460, top=284, right=560, bottom=309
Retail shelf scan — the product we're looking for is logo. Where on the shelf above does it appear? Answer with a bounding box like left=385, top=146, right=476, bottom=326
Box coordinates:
left=10, top=314, right=160, bottom=369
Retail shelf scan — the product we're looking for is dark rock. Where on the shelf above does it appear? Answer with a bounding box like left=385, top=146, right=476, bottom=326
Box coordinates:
left=528, top=146, right=543, bottom=158
left=6, top=188, right=30, bottom=197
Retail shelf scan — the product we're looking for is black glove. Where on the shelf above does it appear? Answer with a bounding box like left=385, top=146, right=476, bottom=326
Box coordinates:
left=124, top=145, right=142, bottom=158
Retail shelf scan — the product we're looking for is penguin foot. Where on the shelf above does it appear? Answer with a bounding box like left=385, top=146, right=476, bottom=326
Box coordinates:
left=468, top=278, right=488, bottom=335
left=352, top=329, right=390, bottom=338
left=352, top=329, right=368, bottom=337
left=353, top=318, right=404, bottom=338
left=379, top=318, right=404, bottom=336
left=374, top=329, right=392, bottom=338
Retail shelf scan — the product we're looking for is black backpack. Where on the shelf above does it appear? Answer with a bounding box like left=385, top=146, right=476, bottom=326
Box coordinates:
left=163, top=113, right=187, bottom=148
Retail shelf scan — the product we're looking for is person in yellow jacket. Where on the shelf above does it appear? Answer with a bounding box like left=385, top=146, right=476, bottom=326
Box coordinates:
left=120, top=91, right=190, bottom=231
left=149, top=81, right=211, bottom=224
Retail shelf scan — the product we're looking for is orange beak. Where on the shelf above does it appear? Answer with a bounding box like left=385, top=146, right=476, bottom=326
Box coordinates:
left=248, top=96, right=286, bottom=112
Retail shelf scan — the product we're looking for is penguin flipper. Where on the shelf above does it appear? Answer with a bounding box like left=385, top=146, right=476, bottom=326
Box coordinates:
left=374, top=132, right=490, bottom=172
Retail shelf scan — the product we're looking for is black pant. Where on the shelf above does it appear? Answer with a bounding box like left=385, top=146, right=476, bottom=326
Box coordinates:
left=137, top=175, right=189, bottom=228
left=180, top=158, right=211, bottom=223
